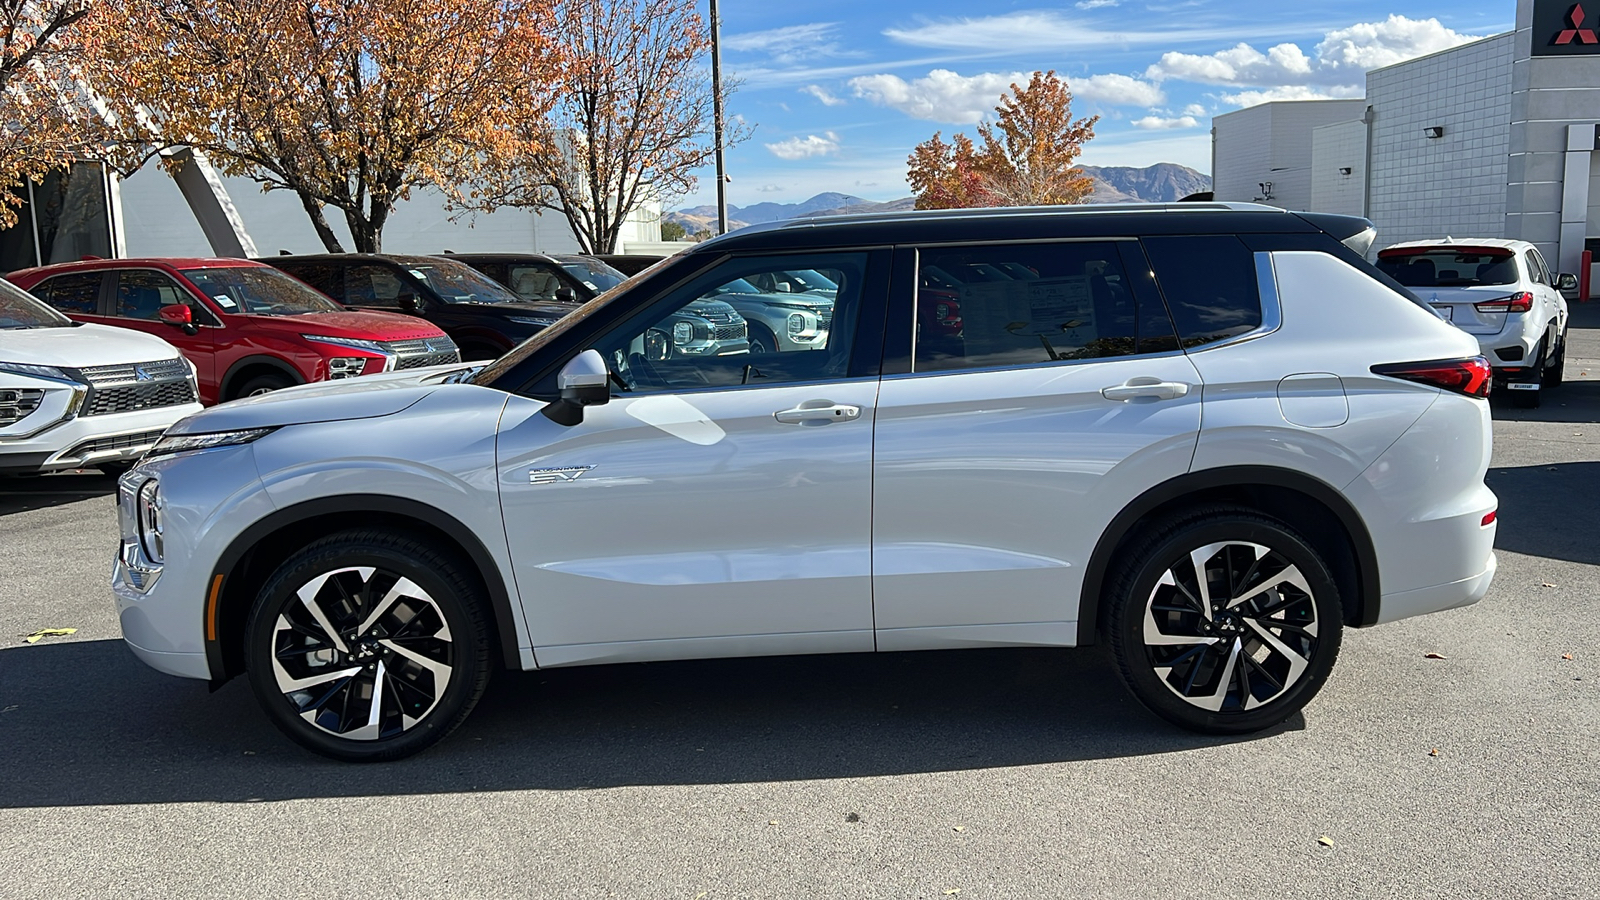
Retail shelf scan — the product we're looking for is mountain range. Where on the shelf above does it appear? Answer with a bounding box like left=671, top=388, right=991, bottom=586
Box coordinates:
left=664, top=163, right=1211, bottom=235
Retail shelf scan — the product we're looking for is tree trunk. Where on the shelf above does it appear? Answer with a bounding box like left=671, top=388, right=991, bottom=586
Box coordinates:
left=296, top=190, right=345, bottom=253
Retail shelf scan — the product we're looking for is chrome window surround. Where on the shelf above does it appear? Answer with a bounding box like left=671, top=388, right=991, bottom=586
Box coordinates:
left=1183, top=251, right=1284, bottom=354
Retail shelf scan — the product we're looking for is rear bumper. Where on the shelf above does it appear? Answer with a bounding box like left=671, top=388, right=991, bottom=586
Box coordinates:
left=1376, top=552, right=1496, bottom=625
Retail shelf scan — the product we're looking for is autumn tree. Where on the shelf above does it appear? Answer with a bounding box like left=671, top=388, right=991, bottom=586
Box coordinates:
left=907, top=71, right=1098, bottom=210
left=0, top=1, right=113, bottom=229
left=94, top=0, right=563, bottom=252
left=472, top=0, right=738, bottom=255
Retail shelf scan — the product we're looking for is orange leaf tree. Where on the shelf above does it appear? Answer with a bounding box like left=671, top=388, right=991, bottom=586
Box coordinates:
left=472, top=0, right=736, bottom=255
left=906, top=71, right=1098, bottom=210
left=95, top=0, right=563, bottom=253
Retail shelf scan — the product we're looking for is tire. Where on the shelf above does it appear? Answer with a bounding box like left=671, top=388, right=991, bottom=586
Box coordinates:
left=97, top=461, right=135, bottom=477
left=460, top=343, right=504, bottom=363
left=234, top=372, right=293, bottom=399
left=1543, top=326, right=1565, bottom=388
left=748, top=324, right=777, bottom=355
left=244, top=529, right=492, bottom=762
left=1104, top=507, right=1343, bottom=735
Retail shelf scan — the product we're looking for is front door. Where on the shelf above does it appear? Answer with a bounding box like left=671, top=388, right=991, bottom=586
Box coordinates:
left=872, top=240, right=1203, bottom=651
left=107, top=269, right=217, bottom=392
left=496, top=250, right=888, bottom=667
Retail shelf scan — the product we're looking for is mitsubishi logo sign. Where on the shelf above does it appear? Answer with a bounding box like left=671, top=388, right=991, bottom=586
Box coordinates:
left=1555, top=3, right=1598, bottom=43
left=1536, top=0, right=1600, bottom=54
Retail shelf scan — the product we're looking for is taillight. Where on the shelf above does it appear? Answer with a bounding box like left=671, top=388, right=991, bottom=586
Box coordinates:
left=1371, top=356, right=1492, bottom=398
left=1474, top=291, right=1533, bottom=313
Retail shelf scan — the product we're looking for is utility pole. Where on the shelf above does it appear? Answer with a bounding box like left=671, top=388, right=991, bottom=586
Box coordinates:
left=710, top=0, right=728, bottom=235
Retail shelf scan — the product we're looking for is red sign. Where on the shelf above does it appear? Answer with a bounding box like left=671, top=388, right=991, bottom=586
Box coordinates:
left=1555, top=3, right=1598, bottom=44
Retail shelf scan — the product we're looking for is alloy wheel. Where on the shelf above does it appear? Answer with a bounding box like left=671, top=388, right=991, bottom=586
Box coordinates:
left=1142, top=541, right=1320, bottom=713
left=270, top=566, right=454, bottom=740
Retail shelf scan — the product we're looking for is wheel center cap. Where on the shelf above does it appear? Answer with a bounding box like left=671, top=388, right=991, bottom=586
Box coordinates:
left=350, top=642, right=378, bottom=660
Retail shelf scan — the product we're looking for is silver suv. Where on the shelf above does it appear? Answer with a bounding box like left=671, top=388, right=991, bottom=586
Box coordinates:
left=114, top=204, right=1498, bottom=761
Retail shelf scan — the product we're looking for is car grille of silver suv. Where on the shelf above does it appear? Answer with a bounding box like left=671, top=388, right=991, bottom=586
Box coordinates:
left=385, top=336, right=462, bottom=370
left=0, top=388, right=45, bottom=426
left=76, top=359, right=197, bottom=417
left=714, top=323, right=747, bottom=341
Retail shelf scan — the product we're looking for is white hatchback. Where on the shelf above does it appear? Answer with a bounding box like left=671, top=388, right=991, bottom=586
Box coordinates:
left=1, top=282, right=201, bottom=475
left=1377, top=238, right=1571, bottom=407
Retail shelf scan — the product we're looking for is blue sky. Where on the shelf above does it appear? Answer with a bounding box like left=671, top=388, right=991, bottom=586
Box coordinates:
left=683, top=0, right=1515, bottom=209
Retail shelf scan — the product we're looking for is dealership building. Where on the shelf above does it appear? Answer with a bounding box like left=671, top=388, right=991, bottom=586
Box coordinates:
left=1214, top=0, right=1600, bottom=287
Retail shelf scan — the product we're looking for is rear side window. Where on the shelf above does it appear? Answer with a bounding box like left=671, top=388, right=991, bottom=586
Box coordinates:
left=32, top=272, right=102, bottom=314
left=1375, top=249, right=1517, bottom=287
left=1141, top=236, right=1262, bottom=348
left=914, top=241, right=1176, bottom=373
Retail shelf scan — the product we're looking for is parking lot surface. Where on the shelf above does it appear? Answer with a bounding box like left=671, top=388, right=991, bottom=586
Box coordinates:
left=3, top=306, right=1599, bottom=899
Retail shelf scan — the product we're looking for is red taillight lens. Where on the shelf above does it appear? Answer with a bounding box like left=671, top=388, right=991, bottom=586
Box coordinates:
left=1371, top=356, right=1492, bottom=398
left=1474, top=291, right=1534, bottom=313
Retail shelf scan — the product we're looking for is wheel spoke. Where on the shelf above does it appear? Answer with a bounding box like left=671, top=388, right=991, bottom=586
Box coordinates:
left=1186, top=637, right=1242, bottom=712
left=356, top=577, right=423, bottom=638
left=378, top=638, right=452, bottom=682
left=295, top=574, right=351, bottom=653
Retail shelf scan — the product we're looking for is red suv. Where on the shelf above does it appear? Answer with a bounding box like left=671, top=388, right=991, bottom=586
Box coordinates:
left=7, top=258, right=460, bottom=404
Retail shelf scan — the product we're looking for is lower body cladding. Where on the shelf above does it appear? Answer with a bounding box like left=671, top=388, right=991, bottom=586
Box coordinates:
left=0, top=403, right=201, bottom=474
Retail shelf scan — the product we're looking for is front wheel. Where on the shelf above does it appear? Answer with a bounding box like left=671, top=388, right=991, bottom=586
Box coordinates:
left=244, top=530, right=491, bottom=762
left=1104, top=508, right=1343, bottom=734
left=234, top=372, right=293, bottom=399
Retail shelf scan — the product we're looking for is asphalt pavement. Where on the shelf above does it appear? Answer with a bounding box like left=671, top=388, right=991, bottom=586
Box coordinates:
left=2, top=306, right=1599, bottom=899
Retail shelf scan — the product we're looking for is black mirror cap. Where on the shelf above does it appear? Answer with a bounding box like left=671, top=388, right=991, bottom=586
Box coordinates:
left=555, top=286, right=578, bottom=303
left=1557, top=273, right=1579, bottom=291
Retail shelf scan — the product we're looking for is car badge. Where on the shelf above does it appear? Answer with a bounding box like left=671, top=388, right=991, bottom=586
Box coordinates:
left=422, top=340, right=436, bottom=353
left=529, top=465, right=594, bottom=485
left=133, top=366, right=152, bottom=382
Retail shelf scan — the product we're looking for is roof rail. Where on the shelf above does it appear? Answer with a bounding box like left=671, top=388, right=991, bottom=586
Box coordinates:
left=777, top=201, right=1284, bottom=229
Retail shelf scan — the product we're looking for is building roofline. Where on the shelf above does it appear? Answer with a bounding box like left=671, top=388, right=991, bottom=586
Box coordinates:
left=1366, top=30, right=1513, bottom=76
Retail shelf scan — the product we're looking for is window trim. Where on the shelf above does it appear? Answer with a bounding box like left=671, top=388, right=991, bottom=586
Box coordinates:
left=1181, top=251, right=1283, bottom=354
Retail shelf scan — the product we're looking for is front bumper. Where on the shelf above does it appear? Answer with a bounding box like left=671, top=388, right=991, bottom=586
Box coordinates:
left=0, top=402, right=201, bottom=473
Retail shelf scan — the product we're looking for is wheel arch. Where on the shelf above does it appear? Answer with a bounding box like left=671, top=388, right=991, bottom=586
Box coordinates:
left=1077, top=465, right=1381, bottom=646
left=205, top=495, right=522, bottom=684
left=220, top=355, right=304, bottom=401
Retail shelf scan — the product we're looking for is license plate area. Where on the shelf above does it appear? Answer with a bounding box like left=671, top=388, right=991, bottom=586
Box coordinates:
left=1432, top=305, right=1454, bottom=321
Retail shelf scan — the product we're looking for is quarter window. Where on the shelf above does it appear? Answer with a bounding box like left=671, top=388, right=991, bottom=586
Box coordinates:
left=913, top=241, right=1175, bottom=373
left=113, top=270, right=189, bottom=321
left=32, top=272, right=102, bottom=314
left=1142, top=236, right=1262, bottom=348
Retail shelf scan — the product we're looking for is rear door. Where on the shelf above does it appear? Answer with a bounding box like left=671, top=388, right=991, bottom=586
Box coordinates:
left=871, top=239, right=1202, bottom=651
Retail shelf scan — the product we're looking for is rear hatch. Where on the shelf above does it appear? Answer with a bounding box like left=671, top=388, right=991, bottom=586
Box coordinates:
left=1376, top=247, right=1520, bottom=335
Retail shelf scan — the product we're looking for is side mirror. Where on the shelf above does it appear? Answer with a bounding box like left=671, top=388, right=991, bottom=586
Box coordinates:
left=1557, top=273, right=1579, bottom=291
left=775, top=281, right=792, bottom=293
left=555, top=286, right=578, bottom=304
left=541, top=349, right=611, bottom=426
left=158, top=304, right=198, bottom=335
left=396, top=291, right=420, bottom=313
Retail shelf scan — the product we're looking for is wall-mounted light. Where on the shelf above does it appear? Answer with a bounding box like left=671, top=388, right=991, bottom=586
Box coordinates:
left=1424, top=126, right=1444, bottom=138
left=1338, top=167, right=1353, bottom=175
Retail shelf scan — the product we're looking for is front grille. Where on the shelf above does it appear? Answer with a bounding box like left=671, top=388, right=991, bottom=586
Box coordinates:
left=699, top=309, right=736, bottom=325
left=64, top=429, right=165, bottom=458
left=714, top=323, right=747, bottom=341
left=75, top=358, right=196, bottom=417
left=0, top=388, right=44, bottom=426
left=385, top=336, right=462, bottom=370
left=818, top=310, right=833, bottom=331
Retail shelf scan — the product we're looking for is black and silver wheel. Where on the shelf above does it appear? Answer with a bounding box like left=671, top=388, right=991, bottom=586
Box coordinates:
left=748, top=324, right=776, bottom=355
left=235, top=372, right=293, bottom=399
left=1105, top=509, right=1342, bottom=734
left=1543, top=325, right=1565, bottom=388
left=245, top=530, right=491, bottom=761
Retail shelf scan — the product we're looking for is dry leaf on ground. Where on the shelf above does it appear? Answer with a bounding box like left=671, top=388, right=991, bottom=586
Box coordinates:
left=1424, top=652, right=1447, bottom=659
left=22, top=628, right=76, bottom=644
left=1317, top=836, right=1335, bottom=848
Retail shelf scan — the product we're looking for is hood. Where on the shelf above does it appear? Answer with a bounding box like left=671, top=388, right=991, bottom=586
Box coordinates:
left=0, top=322, right=186, bottom=368
left=166, top=365, right=471, bottom=434
left=722, top=290, right=834, bottom=310
left=241, top=309, right=445, bottom=341
left=451, top=300, right=580, bottom=318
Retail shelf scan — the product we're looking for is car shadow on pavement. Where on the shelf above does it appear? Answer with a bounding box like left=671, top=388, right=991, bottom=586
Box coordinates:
left=1490, top=379, right=1600, bottom=424
left=0, top=640, right=1293, bottom=808
left=1486, top=460, right=1600, bottom=566
left=0, top=471, right=118, bottom=516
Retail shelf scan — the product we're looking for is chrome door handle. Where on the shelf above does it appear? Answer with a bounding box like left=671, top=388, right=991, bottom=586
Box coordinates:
left=1101, top=380, right=1191, bottom=401
left=774, top=400, right=862, bottom=424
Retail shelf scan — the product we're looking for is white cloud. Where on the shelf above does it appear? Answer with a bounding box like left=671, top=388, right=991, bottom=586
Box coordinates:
left=882, top=11, right=1332, bottom=54
left=1075, top=0, right=1118, bottom=8
left=724, top=23, right=849, bottom=65
left=801, top=84, right=846, bottom=107
left=1131, top=115, right=1201, bottom=130
left=765, top=132, right=842, bottom=160
left=1146, top=42, right=1313, bottom=86
left=849, top=69, right=1163, bottom=123
left=1316, top=15, right=1480, bottom=70
left=1182, top=103, right=1207, bottom=116
left=757, top=184, right=784, bottom=193
left=1219, top=84, right=1365, bottom=107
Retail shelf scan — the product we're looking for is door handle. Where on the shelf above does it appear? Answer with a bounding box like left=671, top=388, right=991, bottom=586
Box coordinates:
left=1101, top=379, right=1191, bottom=402
left=774, top=400, right=862, bottom=424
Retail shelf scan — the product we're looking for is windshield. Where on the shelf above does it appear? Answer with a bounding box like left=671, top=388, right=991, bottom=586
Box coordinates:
left=785, top=270, right=838, bottom=292
left=712, top=278, right=761, bottom=295
left=406, top=260, right=523, bottom=304
left=182, top=267, right=343, bottom=315
left=1376, top=250, right=1518, bottom=287
left=0, top=280, right=71, bottom=328
left=560, top=259, right=626, bottom=293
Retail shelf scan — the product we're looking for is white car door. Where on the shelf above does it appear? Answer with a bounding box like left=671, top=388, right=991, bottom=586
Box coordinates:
left=496, top=250, right=888, bottom=667
left=872, top=240, right=1205, bottom=651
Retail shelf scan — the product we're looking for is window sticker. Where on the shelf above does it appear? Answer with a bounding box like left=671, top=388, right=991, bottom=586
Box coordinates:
left=213, top=294, right=237, bottom=309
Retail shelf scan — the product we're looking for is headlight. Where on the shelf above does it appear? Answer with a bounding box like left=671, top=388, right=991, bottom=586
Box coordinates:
left=137, top=479, right=164, bottom=564
left=787, top=312, right=820, bottom=338
left=148, top=427, right=276, bottom=459
left=673, top=321, right=693, bottom=345
left=507, top=316, right=561, bottom=327
left=327, top=357, right=368, bottom=379
left=0, top=361, right=71, bottom=381
left=302, top=335, right=386, bottom=352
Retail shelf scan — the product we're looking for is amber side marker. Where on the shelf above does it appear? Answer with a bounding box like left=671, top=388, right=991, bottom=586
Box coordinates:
left=206, top=574, right=225, bottom=641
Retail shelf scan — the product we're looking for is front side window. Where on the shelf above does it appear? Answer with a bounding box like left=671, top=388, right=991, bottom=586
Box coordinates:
left=403, top=260, right=521, bottom=305
left=113, top=270, right=188, bottom=321
left=181, top=267, right=343, bottom=316
left=33, top=272, right=102, bottom=315
left=592, top=252, right=869, bottom=394
left=1142, top=236, right=1263, bottom=348
left=1524, top=250, right=1548, bottom=285
left=507, top=264, right=566, bottom=302
left=913, top=241, right=1172, bottom=372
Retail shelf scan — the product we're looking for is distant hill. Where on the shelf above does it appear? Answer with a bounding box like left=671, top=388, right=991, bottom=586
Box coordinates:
left=664, top=166, right=1212, bottom=236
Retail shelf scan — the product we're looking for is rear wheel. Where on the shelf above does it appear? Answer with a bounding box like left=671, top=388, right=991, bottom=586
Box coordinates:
left=1104, top=508, right=1343, bottom=734
left=244, top=530, right=492, bottom=761
left=1543, top=325, right=1565, bottom=388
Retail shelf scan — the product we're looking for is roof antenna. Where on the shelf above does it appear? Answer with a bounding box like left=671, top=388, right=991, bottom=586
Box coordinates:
left=279, top=249, right=291, bottom=255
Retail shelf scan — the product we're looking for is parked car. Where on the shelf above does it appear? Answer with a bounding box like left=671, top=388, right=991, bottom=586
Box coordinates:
left=1377, top=239, right=1571, bottom=407
left=0, top=280, right=201, bottom=474
left=7, top=258, right=458, bottom=405
left=113, top=203, right=1497, bottom=761
left=261, top=254, right=577, bottom=362
left=586, top=253, right=665, bottom=276
left=702, top=274, right=834, bottom=354
left=439, top=252, right=626, bottom=303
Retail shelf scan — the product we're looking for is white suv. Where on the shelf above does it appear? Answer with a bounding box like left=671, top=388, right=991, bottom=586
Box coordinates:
left=1377, top=238, right=1571, bottom=408
left=112, top=204, right=1498, bottom=761
left=1, top=282, right=201, bottom=475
